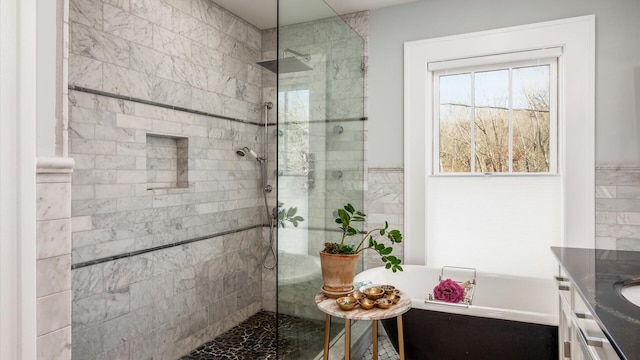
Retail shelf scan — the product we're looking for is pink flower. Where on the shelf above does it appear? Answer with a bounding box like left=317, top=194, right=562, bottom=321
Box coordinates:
left=433, top=278, right=465, bottom=303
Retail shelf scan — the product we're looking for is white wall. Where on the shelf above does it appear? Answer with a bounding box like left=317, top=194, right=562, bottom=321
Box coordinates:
left=369, top=0, right=640, bottom=167
left=36, top=0, right=58, bottom=157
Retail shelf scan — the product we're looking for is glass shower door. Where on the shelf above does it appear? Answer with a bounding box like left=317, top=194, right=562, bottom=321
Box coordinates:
left=276, top=0, right=366, bottom=358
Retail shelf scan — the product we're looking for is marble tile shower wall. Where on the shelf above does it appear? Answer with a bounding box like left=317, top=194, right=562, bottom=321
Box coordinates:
left=364, top=169, right=404, bottom=270
left=68, top=0, right=270, bottom=358
left=595, top=164, right=640, bottom=251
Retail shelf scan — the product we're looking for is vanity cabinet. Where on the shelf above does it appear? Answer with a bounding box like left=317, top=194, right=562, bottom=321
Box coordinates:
left=555, top=274, right=619, bottom=360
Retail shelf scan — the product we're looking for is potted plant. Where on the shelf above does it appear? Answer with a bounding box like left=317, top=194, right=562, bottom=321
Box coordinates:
left=320, top=203, right=403, bottom=295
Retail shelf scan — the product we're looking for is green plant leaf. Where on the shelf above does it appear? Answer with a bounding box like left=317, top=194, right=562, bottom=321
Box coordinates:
left=344, top=203, right=355, bottom=214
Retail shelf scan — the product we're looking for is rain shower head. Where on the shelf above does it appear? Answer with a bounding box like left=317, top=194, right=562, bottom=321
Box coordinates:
left=256, top=48, right=313, bottom=74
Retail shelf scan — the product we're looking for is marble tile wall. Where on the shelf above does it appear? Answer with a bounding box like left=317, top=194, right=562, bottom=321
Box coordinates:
left=36, top=159, right=74, bottom=360
left=68, top=0, right=269, bottom=358
left=364, top=168, right=404, bottom=270
left=595, top=164, right=640, bottom=250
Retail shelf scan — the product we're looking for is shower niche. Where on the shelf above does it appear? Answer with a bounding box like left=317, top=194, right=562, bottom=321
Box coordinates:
left=145, top=133, right=189, bottom=190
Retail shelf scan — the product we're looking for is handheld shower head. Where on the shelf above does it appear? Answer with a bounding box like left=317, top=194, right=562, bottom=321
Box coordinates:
left=236, top=146, right=259, bottom=160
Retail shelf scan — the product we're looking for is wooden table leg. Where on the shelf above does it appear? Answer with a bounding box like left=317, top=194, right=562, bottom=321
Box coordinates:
left=372, top=320, right=378, bottom=360
left=397, top=315, right=405, bottom=360
left=345, top=318, right=351, bottom=360
left=324, top=314, right=331, bottom=360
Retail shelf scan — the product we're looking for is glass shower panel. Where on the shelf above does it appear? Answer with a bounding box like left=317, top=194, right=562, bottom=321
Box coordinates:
left=277, top=0, right=365, bottom=358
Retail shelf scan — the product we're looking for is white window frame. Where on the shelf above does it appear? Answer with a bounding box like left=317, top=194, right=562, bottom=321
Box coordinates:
left=432, top=57, right=558, bottom=175
left=404, top=16, right=595, bottom=266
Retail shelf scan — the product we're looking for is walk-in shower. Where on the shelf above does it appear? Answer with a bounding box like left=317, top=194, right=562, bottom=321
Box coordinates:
left=66, top=0, right=365, bottom=358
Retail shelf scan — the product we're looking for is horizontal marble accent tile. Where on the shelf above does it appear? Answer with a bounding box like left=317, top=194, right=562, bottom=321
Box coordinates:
left=221, top=12, right=246, bottom=43
left=70, top=0, right=102, bottom=31
left=247, top=26, right=260, bottom=51
left=96, top=341, right=129, bottom=360
left=131, top=0, right=173, bottom=29
left=192, top=88, right=223, bottom=114
left=116, top=195, right=153, bottom=212
left=71, top=323, right=104, bottom=359
left=71, top=138, right=116, bottom=155
left=104, top=0, right=129, bottom=11
left=221, top=54, right=248, bottom=82
left=69, top=122, right=94, bottom=139
left=103, top=4, right=153, bottom=47
left=95, top=124, right=136, bottom=142
left=37, top=182, right=71, bottom=221
left=72, top=287, right=129, bottom=331
left=596, top=198, right=640, bottom=212
left=191, top=0, right=222, bottom=28
left=595, top=185, right=616, bottom=199
left=151, top=77, right=193, bottom=109
left=191, top=42, right=223, bottom=71
left=130, top=43, right=174, bottom=80
left=595, top=171, right=640, bottom=186
left=94, top=154, right=136, bottom=170
left=73, top=227, right=116, bottom=248
left=72, top=199, right=118, bottom=217
left=72, top=238, right=135, bottom=264
left=153, top=25, right=191, bottom=59
left=103, top=63, right=152, bottom=100
left=181, top=123, right=207, bottom=137
left=617, top=186, right=640, bottom=199
left=172, top=307, right=208, bottom=342
left=617, top=212, right=640, bottom=225
left=68, top=54, right=103, bottom=89
left=102, top=305, right=154, bottom=350
left=72, top=215, right=93, bottom=233
left=595, top=211, right=616, bottom=224
left=595, top=237, right=617, bottom=250
left=73, top=169, right=116, bottom=185
left=116, top=169, right=146, bottom=184
left=70, top=91, right=135, bottom=115
left=71, top=186, right=94, bottom=204
left=247, top=64, right=261, bottom=87
left=37, top=255, right=72, bottom=297
left=130, top=272, right=173, bottom=310
left=94, top=184, right=135, bottom=199
left=164, top=0, right=191, bottom=14
left=37, top=290, right=71, bottom=336
left=115, top=113, right=152, bottom=130
left=221, top=96, right=248, bottom=120
left=207, top=70, right=236, bottom=97
left=117, top=141, right=147, bottom=156
left=37, top=326, right=71, bottom=360
left=173, top=9, right=208, bottom=45
left=596, top=223, right=640, bottom=238
left=617, top=238, right=640, bottom=251
left=115, top=222, right=152, bottom=240
left=174, top=266, right=197, bottom=293
left=104, top=255, right=154, bottom=291
left=133, top=102, right=173, bottom=120
left=72, top=264, right=104, bottom=300
left=70, top=22, right=129, bottom=67
left=173, top=57, right=207, bottom=89
left=37, top=218, right=72, bottom=259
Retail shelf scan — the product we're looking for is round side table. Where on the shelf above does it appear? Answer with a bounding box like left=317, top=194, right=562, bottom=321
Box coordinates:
left=315, top=291, right=411, bottom=360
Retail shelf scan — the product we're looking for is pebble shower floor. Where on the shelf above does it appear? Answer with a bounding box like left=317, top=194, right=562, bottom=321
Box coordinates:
left=180, top=311, right=398, bottom=359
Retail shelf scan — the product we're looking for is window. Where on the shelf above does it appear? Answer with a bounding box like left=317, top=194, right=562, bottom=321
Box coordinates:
left=277, top=88, right=310, bottom=175
left=403, top=16, right=595, bottom=276
left=433, top=58, right=557, bottom=174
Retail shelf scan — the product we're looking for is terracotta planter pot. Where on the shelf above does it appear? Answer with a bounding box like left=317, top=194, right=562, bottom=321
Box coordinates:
left=319, top=251, right=360, bottom=293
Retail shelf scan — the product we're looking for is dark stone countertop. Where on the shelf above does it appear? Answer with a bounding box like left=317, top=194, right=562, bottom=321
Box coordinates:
left=551, top=247, right=640, bottom=360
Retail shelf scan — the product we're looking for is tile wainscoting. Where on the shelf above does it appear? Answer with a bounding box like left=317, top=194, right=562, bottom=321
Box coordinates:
left=596, top=164, right=640, bottom=250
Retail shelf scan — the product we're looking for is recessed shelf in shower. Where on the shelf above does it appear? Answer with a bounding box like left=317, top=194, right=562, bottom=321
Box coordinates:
left=146, top=133, right=189, bottom=190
